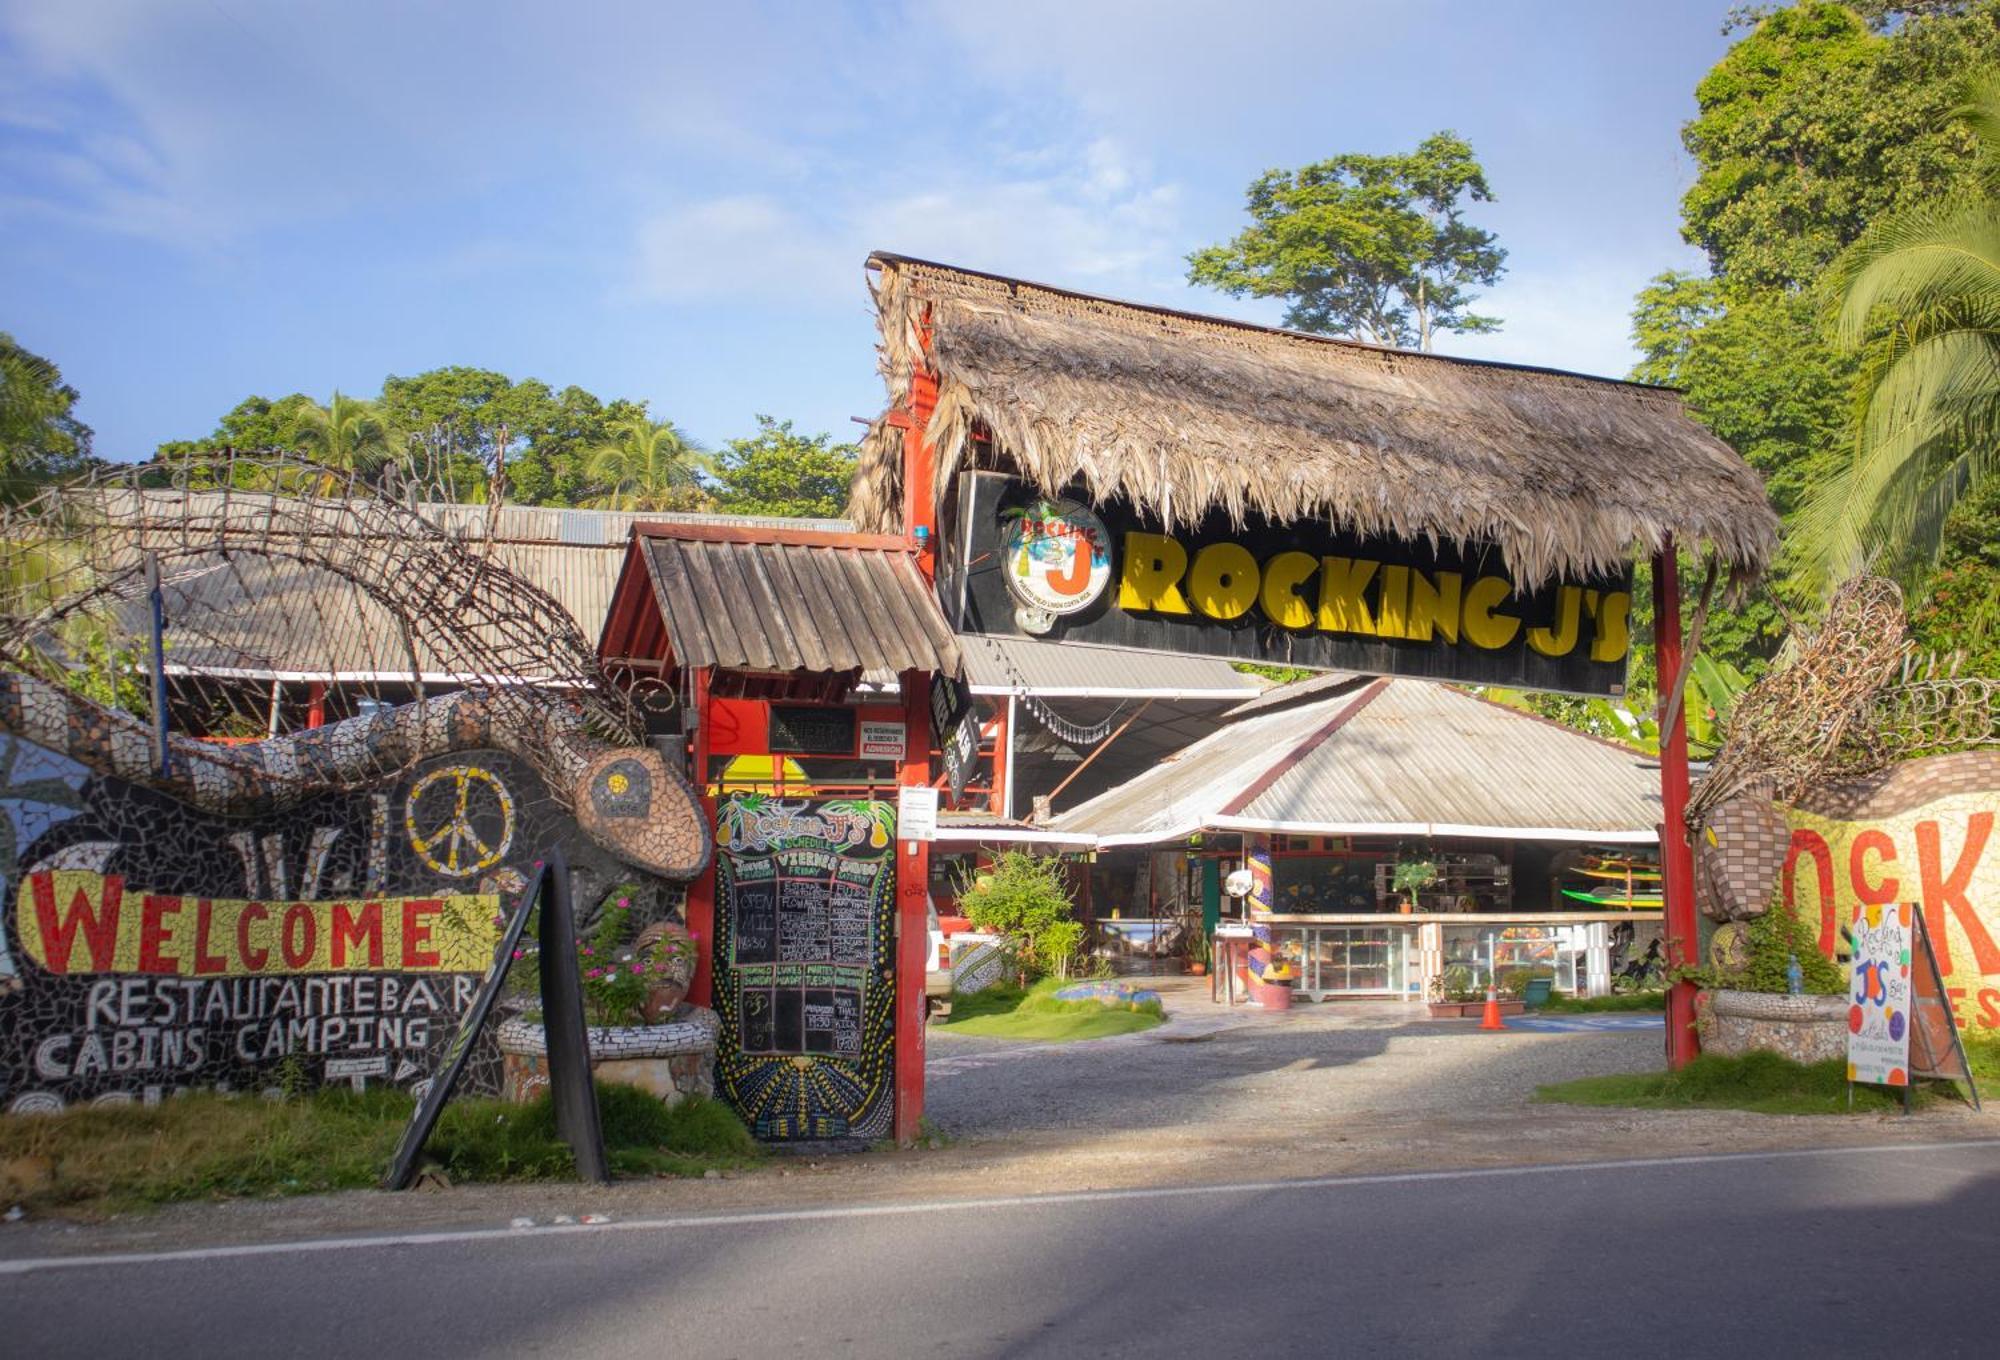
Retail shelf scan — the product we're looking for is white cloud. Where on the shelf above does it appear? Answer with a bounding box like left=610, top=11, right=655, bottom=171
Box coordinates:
left=631, top=136, right=1187, bottom=309
left=1439, top=263, right=1653, bottom=381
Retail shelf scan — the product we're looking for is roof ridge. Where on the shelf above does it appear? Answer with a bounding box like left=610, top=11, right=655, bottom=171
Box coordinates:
left=1217, top=678, right=1389, bottom=817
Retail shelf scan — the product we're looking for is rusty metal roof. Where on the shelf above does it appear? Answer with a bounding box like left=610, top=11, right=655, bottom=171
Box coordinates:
left=637, top=525, right=962, bottom=677
left=1054, top=677, right=1661, bottom=847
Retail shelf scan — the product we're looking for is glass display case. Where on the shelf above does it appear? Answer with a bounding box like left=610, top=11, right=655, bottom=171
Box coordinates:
left=1440, top=922, right=1586, bottom=993
left=1273, top=924, right=1418, bottom=999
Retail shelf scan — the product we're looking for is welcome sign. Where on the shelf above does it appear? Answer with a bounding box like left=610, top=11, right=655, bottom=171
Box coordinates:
left=945, top=473, right=1633, bottom=696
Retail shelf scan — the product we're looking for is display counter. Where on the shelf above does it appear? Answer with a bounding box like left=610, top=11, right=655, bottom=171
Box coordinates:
left=1246, top=912, right=1664, bottom=1002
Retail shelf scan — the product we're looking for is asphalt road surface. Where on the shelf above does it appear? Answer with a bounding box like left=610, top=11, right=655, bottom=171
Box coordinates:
left=6, top=1139, right=1999, bottom=1359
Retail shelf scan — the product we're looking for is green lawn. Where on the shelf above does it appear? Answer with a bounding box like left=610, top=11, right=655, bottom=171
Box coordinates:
left=936, top=978, right=1165, bottom=1042
left=1535, top=992, right=1667, bottom=1014
left=1536, top=1050, right=1944, bottom=1115
left=0, top=1082, right=759, bottom=1217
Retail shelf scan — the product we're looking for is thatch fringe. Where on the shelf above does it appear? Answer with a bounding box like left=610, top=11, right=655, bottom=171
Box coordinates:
left=851, top=254, right=1779, bottom=588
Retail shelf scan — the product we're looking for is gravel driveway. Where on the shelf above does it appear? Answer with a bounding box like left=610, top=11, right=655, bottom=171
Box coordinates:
left=926, top=981, right=1662, bottom=1140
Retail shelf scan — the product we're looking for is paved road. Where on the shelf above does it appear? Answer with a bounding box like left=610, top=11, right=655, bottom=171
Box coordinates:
left=7, top=1139, right=1999, bottom=1359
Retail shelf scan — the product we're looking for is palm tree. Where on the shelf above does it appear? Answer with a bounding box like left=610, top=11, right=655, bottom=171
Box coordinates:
left=1800, top=78, right=2000, bottom=588
left=584, top=416, right=712, bottom=511
left=289, top=391, right=400, bottom=477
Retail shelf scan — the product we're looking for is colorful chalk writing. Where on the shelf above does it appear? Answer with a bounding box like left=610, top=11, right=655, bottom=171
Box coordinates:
left=1846, top=902, right=1913, bottom=1088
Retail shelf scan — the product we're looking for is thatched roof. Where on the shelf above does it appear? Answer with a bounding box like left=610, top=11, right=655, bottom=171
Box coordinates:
left=851, top=254, right=1778, bottom=587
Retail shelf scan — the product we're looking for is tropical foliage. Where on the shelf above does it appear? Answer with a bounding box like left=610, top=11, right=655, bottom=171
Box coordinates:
left=1798, top=75, right=2000, bottom=584
left=957, top=851, right=1087, bottom=980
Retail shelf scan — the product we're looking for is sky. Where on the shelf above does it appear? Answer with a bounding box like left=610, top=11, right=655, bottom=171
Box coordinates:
left=0, top=0, right=1738, bottom=462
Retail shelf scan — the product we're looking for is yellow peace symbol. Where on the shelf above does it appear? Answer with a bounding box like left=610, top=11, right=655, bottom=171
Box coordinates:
left=405, top=765, right=515, bottom=878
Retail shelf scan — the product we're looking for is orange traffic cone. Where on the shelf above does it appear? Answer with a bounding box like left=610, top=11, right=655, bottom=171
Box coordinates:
left=1479, top=986, right=1506, bottom=1031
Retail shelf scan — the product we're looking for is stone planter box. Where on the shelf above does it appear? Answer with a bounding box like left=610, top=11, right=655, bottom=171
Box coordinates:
left=497, top=1006, right=719, bottom=1107
left=1427, top=999, right=1524, bottom=1020
left=1698, top=989, right=1847, bottom=1064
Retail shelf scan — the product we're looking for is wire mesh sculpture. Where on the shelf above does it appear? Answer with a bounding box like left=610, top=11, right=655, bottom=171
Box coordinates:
left=1690, top=576, right=2000, bottom=830
left=0, top=451, right=708, bottom=881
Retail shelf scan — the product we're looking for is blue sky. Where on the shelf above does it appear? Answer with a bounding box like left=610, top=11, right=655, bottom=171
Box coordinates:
left=1, top=1, right=1735, bottom=462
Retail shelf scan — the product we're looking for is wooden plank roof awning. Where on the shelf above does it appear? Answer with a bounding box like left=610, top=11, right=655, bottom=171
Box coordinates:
left=617, top=522, right=961, bottom=679
left=851, top=253, right=1780, bottom=589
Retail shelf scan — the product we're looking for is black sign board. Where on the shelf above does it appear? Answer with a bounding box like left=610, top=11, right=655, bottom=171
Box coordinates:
left=384, top=851, right=606, bottom=1189
left=769, top=705, right=857, bottom=756
left=926, top=673, right=979, bottom=800
left=713, top=796, right=896, bottom=1140
left=945, top=472, right=1634, bottom=698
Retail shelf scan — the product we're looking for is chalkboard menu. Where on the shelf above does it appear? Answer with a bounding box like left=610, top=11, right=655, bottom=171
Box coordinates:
left=768, top=705, right=857, bottom=756
left=716, top=796, right=890, bottom=1065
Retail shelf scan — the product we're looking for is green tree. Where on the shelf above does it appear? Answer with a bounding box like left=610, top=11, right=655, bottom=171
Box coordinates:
left=1188, top=131, right=1505, bottom=349
left=584, top=416, right=713, bottom=512
left=1, top=332, right=91, bottom=495
left=1799, top=75, right=2000, bottom=584
left=288, top=391, right=401, bottom=475
left=711, top=416, right=856, bottom=519
left=1908, top=476, right=2000, bottom=671
left=507, top=389, right=649, bottom=506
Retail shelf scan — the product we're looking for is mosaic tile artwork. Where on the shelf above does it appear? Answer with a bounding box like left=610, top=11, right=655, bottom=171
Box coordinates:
left=0, top=729, right=649, bottom=1114
left=710, top=795, right=896, bottom=1140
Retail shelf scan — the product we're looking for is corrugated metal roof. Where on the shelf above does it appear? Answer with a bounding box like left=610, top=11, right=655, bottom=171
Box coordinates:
left=1055, top=679, right=1661, bottom=846
left=639, top=529, right=961, bottom=676
left=959, top=634, right=1263, bottom=697
left=120, top=542, right=623, bottom=680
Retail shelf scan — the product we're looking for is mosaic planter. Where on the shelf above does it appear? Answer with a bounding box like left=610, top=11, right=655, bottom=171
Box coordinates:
left=496, top=1006, right=718, bottom=1107
left=1697, top=989, right=1847, bottom=1065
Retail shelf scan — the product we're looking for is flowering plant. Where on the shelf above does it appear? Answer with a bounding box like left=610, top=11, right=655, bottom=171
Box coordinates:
left=484, top=881, right=695, bottom=1028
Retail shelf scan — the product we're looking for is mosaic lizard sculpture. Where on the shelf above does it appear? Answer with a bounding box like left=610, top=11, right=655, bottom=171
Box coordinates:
left=0, top=670, right=709, bottom=881
left=0, top=453, right=710, bottom=883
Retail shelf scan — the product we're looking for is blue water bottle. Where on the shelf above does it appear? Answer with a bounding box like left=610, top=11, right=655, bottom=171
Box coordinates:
left=1786, top=954, right=1804, bottom=996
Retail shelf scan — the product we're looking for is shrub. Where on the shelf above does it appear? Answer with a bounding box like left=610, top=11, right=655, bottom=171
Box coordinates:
left=958, top=851, right=1086, bottom=978
left=1688, top=901, right=1844, bottom=995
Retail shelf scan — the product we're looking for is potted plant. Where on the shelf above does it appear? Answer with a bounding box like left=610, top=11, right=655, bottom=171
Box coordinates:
left=1426, top=963, right=1482, bottom=1018
left=1390, top=858, right=1440, bottom=914
left=1185, top=928, right=1211, bottom=977
left=492, top=885, right=719, bottom=1107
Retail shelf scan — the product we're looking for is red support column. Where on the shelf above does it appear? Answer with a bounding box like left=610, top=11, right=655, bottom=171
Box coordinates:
left=685, top=666, right=718, bottom=1008
left=1652, top=543, right=1700, bottom=1069
left=894, top=669, right=933, bottom=1144
left=986, top=699, right=1010, bottom=816
left=306, top=681, right=326, bottom=730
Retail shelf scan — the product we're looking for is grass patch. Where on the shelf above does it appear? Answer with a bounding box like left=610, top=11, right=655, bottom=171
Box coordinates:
left=936, top=978, right=1164, bottom=1042
left=1535, top=992, right=1667, bottom=1014
left=0, top=1082, right=759, bottom=1216
left=1536, top=1050, right=1925, bottom=1115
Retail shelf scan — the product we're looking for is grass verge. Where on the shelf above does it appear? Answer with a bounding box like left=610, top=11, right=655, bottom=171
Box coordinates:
left=1535, top=1050, right=1936, bottom=1115
left=0, top=1082, right=759, bottom=1217
left=937, top=978, right=1164, bottom=1042
left=1535, top=992, right=1667, bottom=1014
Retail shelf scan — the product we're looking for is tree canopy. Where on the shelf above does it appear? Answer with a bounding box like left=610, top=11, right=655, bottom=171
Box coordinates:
left=1187, top=131, right=1506, bottom=349
left=711, top=416, right=857, bottom=519
left=1, top=333, right=92, bottom=497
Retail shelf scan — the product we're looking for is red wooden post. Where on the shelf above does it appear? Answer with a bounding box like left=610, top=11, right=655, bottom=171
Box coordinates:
left=306, top=681, right=326, bottom=730
left=1652, top=543, right=1700, bottom=1069
left=986, top=699, right=1010, bottom=816
left=685, top=666, right=718, bottom=1008
left=894, top=669, right=932, bottom=1143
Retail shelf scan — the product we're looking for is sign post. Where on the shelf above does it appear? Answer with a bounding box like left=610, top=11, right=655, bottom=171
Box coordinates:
left=1847, top=903, right=1981, bottom=1112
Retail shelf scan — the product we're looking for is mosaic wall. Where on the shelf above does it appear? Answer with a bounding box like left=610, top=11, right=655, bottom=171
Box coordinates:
left=711, top=795, right=896, bottom=1140
left=1697, top=751, right=2000, bottom=1033
left=0, top=730, right=645, bottom=1114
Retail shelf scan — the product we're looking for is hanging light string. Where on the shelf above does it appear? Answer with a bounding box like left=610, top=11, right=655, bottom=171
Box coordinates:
left=973, top=633, right=1126, bottom=747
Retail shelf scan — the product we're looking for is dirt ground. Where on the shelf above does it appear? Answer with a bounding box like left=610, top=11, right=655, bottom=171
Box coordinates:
left=4, top=978, right=1991, bottom=1259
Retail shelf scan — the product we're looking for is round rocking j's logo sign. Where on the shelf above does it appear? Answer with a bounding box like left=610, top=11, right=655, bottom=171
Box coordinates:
left=999, top=499, right=1111, bottom=631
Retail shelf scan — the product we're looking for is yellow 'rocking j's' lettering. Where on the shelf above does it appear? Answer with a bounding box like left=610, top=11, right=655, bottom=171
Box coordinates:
left=1117, top=532, right=1191, bottom=614
left=1461, top=575, right=1520, bottom=650
left=1591, top=591, right=1631, bottom=663
left=1258, top=551, right=1318, bottom=630
left=1187, top=543, right=1259, bottom=620
left=1527, top=585, right=1583, bottom=657
left=1317, top=556, right=1377, bottom=636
